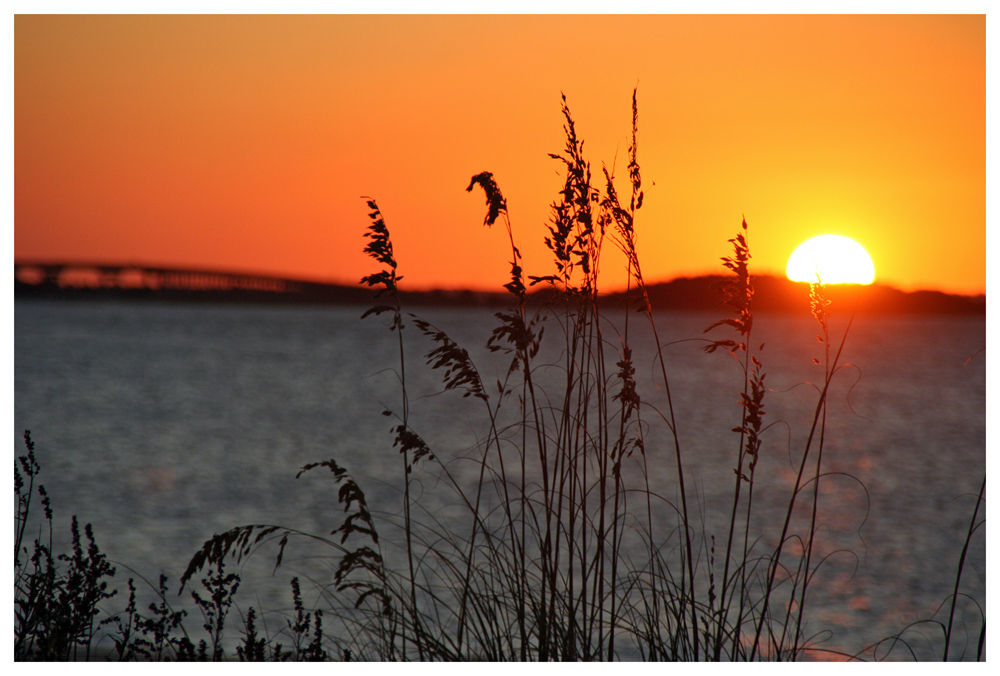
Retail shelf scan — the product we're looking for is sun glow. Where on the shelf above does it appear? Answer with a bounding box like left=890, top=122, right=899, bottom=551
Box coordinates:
left=786, top=235, right=875, bottom=285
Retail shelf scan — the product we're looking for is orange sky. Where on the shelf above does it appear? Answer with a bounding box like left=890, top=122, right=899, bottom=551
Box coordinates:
left=14, top=14, right=986, bottom=295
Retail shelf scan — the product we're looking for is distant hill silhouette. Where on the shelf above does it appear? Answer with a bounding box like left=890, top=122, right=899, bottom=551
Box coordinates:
left=13, top=264, right=985, bottom=316
left=620, top=275, right=986, bottom=316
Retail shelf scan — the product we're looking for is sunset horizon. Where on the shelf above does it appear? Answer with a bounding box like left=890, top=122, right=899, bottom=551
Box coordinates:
left=14, top=12, right=987, bottom=663
left=12, top=256, right=988, bottom=300
left=15, top=14, right=985, bottom=297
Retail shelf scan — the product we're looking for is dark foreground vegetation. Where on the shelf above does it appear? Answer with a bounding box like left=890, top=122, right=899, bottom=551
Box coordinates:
left=15, top=91, right=985, bottom=661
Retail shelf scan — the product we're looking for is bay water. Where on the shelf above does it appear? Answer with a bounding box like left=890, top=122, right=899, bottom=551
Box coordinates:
left=14, top=298, right=986, bottom=660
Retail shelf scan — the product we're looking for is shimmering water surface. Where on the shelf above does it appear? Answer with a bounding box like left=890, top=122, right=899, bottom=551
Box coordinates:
left=14, top=299, right=986, bottom=660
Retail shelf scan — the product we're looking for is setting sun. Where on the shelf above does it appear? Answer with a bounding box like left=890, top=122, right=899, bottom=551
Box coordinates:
left=786, top=235, right=876, bottom=285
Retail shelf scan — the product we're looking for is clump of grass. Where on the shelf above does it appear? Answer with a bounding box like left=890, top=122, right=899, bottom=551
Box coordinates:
left=15, top=430, right=118, bottom=661
left=175, top=90, right=831, bottom=660
left=15, top=432, right=354, bottom=662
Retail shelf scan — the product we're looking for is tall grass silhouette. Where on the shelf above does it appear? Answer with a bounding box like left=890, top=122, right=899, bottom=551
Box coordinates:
left=19, top=89, right=967, bottom=662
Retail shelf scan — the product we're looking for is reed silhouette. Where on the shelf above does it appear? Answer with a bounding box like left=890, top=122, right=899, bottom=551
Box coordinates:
left=15, top=91, right=985, bottom=661
left=177, top=90, right=986, bottom=661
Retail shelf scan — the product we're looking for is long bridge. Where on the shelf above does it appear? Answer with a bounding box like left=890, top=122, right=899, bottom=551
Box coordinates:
left=12, top=260, right=516, bottom=307
left=14, top=261, right=297, bottom=293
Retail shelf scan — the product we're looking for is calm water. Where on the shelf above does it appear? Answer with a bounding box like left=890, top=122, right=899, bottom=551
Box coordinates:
left=14, top=299, right=986, bottom=660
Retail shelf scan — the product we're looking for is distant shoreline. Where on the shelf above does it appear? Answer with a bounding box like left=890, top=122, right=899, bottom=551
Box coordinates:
left=14, top=272, right=985, bottom=316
